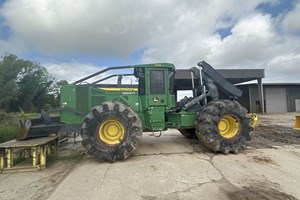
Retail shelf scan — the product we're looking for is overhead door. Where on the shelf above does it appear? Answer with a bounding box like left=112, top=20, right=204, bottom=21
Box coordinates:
left=265, top=87, right=287, bottom=113
left=296, top=99, right=300, bottom=112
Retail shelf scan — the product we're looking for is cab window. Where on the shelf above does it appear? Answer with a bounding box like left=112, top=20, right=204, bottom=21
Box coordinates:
left=150, top=70, right=165, bottom=94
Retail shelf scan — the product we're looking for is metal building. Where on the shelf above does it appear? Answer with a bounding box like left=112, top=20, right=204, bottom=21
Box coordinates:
left=238, top=83, right=300, bottom=113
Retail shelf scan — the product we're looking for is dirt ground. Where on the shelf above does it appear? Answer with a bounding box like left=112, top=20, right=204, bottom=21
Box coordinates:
left=230, top=113, right=300, bottom=200
left=0, top=112, right=300, bottom=200
left=251, top=113, right=300, bottom=148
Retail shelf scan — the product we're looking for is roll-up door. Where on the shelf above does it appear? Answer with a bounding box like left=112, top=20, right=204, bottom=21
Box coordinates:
left=296, top=99, right=300, bottom=112
left=265, top=87, right=287, bottom=113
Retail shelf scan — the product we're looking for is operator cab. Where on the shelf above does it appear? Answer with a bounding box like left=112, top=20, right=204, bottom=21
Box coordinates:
left=134, top=64, right=176, bottom=131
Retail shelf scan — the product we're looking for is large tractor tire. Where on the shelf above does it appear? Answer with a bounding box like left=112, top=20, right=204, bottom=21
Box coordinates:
left=195, top=100, right=253, bottom=154
left=81, top=101, right=143, bottom=162
left=179, top=129, right=197, bottom=139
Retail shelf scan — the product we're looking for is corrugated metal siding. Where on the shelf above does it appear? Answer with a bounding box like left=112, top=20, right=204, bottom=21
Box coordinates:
left=265, top=87, right=287, bottom=113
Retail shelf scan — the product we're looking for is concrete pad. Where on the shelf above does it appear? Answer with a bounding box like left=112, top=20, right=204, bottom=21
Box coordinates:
left=48, top=129, right=300, bottom=200
left=49, top=153, right=222, bottom=200
left=134, top=130, right=196, bottom=155
left=0, top=160, right=76, bottom=200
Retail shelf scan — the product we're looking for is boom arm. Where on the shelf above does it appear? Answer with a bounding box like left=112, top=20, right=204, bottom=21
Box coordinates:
left=192, top=61, right=242, bottom=98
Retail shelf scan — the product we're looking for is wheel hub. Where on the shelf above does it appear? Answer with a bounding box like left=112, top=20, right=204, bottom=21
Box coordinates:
left=99, top=120, right=125, bottom=145
left=218, top=115, right=240, bottom=139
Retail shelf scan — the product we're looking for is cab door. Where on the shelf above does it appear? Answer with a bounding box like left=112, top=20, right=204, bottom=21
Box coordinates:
left=143, top=68, right=168, bottom=131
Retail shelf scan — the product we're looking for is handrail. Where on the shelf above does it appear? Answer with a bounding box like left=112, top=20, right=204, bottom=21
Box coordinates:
left=73, top=65, right=134, bottom=84
left=91, top=74, right=133, bottom=85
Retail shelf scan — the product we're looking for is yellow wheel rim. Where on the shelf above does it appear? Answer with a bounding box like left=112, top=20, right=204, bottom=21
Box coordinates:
left=218, top=115, right=240, bottom=139
left=99, top=120, right=125, bottom=145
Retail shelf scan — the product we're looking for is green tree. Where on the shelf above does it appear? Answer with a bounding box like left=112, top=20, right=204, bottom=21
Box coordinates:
left=0, top=53, right=64, bottom=112
left=0, top=54, right=22, bottom=111
left=43, top=80, right=69, bottom=109
left=17, top=61, right=55, bottom=112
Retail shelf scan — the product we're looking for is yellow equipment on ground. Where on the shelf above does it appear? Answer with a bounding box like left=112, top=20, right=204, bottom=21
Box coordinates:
left=250, top=113, right=259, bottom=128
left=294, top=115, right=300, bottom=130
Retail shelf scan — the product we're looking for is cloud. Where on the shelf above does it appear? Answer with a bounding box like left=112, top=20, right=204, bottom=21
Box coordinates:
left=44, top=62, right=102, bottom=83
left=142, top=12, right=300, bottom=83
left=282, top=1, right=300, bottom=33
left=0, top=0, right=176, bottom=56
left=0, top=0, right=299, bottom=83
left=207, top=14, right=279, bottom=67
left=265, top=53, right=300, bottom=82
left=0, top=0, right=273, bottom=57
left=140, top=0, right=278, bottom=67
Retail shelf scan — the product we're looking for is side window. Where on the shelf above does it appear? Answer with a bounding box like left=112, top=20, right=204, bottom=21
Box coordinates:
left=134, top=67, right=145, bottom=95
left=150, top=70, right=165, bottom=94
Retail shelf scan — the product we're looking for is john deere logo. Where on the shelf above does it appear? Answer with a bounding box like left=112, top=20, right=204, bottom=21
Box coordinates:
left=153, top=97, right=159, bottom=103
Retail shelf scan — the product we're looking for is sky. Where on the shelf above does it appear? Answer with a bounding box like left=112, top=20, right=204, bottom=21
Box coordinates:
left=0, top=0, right=299, bottom=84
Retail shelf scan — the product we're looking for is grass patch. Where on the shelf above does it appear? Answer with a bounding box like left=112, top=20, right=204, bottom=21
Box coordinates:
left=0, top=111, right=29, bottom=143
left=0, top=110, right=39, bottom=143
left=0, top=120, right=19, bottom=143
left=0, top=121, right=20, bottom=143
